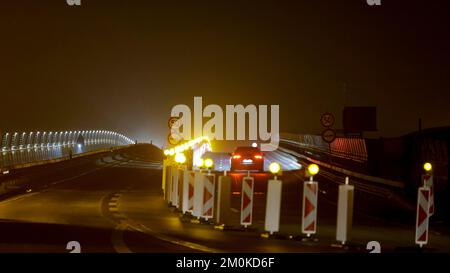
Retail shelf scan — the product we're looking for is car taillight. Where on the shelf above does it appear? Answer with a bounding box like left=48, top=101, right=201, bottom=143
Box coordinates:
left=233, top=155, right=241, bottom=159
left=254, top=155, right=262, bottom=159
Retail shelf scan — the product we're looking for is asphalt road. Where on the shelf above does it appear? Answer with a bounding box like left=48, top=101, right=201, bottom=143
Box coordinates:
left=0, top=144, right=448, bottom=253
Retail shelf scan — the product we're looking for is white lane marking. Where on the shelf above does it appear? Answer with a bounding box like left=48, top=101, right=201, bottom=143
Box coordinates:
left=111, top=222, right=132, bottom=253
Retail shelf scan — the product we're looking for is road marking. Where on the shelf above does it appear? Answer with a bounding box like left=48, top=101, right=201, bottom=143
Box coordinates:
left=111, top=221, right=132, bottom=253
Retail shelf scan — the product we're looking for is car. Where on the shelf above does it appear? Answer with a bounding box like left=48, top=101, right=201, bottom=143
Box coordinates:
left=230, top=146, right=264, bottom=172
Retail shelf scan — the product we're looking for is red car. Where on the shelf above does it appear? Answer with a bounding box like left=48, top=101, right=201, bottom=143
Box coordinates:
left=230, top=146, right=264, bottom=172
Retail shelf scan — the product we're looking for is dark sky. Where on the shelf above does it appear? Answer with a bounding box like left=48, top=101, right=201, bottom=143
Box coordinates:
left=1, top=0, right=449, bottom=146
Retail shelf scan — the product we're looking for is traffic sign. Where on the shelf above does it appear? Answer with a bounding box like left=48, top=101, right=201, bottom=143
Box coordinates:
left=167, top=132, right=181, bottom=145
left=320, top=112, right=335, bottom=128
left=168, top=116, right=180, bottom=129
left=321, top=128, right=336, bottom=143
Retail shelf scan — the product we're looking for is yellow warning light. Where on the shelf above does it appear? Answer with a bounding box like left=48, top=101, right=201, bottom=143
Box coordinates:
left=195, top=158, right=204, bottom=168
left=204, top=158, right=214, bottom=168
left=423, top=162, right=432, bottom=172
left=174, top=153, right=186, bottom=164
left=269, top=162, right=281, bottom=174
left=163, top=149, right=170, bottom=156
left=308, top=164, right=319, bottom=176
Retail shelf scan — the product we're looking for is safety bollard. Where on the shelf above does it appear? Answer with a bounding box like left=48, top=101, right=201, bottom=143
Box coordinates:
left=201, top=173, right=216, bottom=220
left=216, top=174, right=232, bottom=225
left=264, top=177, right=282, bottom=234
left=240, top=174, right=254, bottom=228
left=302, top=176, right=318, bottom=237
left=336, top=177, right=354, bottom=245
left=415, top=186, right=431, bottom=248
left=192, top=171, right=204, bottom=219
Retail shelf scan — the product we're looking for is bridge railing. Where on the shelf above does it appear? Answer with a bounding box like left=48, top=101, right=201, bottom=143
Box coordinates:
left=280, top=133, right=368, bottom=163
left=0, top=130, right=134, bottom=168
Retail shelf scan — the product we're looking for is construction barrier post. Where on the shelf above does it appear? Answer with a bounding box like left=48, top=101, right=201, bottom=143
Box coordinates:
left=192, top=171, right=204, bottom=219
left=264, top=177, right=282, bottom=234
left=201, top=173, right=216, bottom=220
left=182, top=170, right=195, bottom=214
left=240, top=174, right=254, bottom=228
left=176, top=165, right=186, bottom=210
left=216, top=174, right=232, bottom=225
left=302, top=177, right=318, bottom=237
left=171, top=166, right=179, bottom=207
left=162, top=159, right=168, bottom=196
left=336, top=177, right=354, bottom=245
left=415, top=186, right=430, bottom=247
left=422, top=174, right=434, bottom=216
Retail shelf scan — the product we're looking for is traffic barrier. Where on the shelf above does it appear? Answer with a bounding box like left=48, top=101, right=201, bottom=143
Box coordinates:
left=302, top=179, right=318, bottom=236
left=201, top=173, right=215, bottom=220
left=264, top=178, right=282, bottom=234
left=240, top=175, right=254, bottom=227
left=215, top=175, right=232, bottom=225
left=175, top=166, right=186, bottom=209
left=171, top=166, right=179, bottom=207
left=192, top=171, right=204, bottom=218
left=415, top=186, right=430, bottom=247
left=336, top=177, right=354, bottom=245
left=423, top=174, right=434, bottom=216
left=181, top=170, right=195, bottom=213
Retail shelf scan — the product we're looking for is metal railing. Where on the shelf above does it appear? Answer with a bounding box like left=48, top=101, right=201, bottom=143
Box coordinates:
left=0, top=130, right=134, bottom=168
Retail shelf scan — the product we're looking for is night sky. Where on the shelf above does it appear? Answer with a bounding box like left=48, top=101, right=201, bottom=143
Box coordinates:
left=1, top=0, right=449, bottom=146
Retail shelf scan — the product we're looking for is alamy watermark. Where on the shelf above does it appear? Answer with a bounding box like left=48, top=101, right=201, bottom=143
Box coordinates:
left=170, top=97, right=279, bottom=151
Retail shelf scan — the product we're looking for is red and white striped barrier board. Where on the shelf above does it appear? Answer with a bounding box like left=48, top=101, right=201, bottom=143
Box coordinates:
left=202, top=173, right=215, bottom=220
left=188, top=171, right=195, bottom=212
left=302, top=181, right=318, bottom=235
left=240, top=176, right=254, bottom=227
left=415, top=186, right=430, bottom=247
left=181, top=170, right=194, bottom=214
left=192, top=172, right=204, bottom=218
left=423, top=174, right=434, bottom=216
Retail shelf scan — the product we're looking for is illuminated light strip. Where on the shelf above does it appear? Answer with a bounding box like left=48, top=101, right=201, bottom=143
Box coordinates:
left=163, top=136, right=210, bottom=157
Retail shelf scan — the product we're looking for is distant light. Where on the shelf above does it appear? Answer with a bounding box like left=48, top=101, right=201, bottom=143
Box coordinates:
left=269, top=162, right=281, bottom=174
left=204, top=158, right=214, bottom=168
left=423, top=162, right=432, bottom=172
left=164, top=149, right=170, bottom=156
left=174, top=153, right=186, bottom=164
left=252, top=142, right=258, bottom=148
left=77, top=144, right=82, bottom=148
left=308, top=164, right=319, bottom=176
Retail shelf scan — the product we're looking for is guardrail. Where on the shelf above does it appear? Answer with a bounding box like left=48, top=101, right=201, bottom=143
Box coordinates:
left=280, top=133, right=368, bottom=163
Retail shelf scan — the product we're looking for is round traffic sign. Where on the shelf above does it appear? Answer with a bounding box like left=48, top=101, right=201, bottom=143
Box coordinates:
left=168, top=116, right=180, bottom=129
left=167, top=132, right=181, bottom=145
left=321, top=128, right=336, bottom=143
left=320, top=112, right=335, bottom=128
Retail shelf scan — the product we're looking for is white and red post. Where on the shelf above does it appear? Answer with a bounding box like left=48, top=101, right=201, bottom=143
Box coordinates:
left=241, top=175, right=254, bottom=228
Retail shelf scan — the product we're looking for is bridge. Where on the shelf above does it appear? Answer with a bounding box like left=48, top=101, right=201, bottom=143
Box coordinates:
left=0, top=127, right=448, bottom=253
